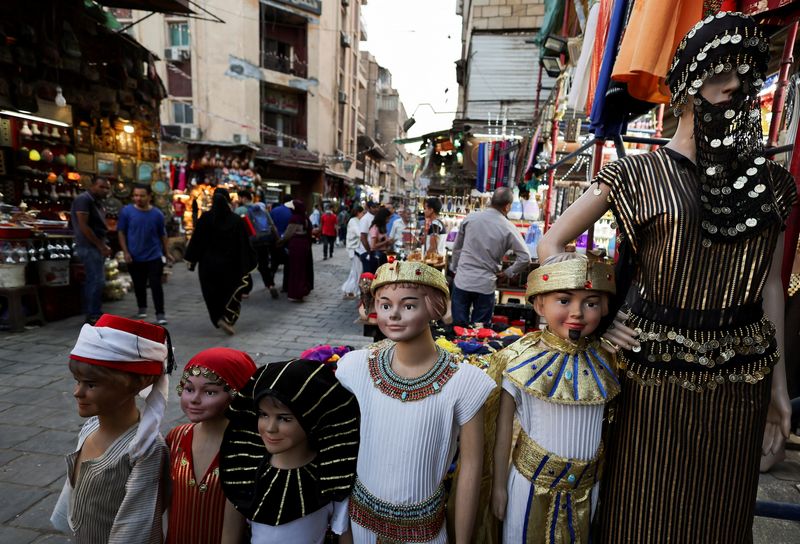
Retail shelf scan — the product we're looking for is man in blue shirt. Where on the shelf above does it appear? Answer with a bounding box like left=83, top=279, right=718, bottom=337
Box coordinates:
left=70, top=176, right=111, bottom=324
left=118, top=185, right=169, bottom=324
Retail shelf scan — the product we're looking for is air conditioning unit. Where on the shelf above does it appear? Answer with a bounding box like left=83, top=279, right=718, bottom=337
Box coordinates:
left=340, top=32, right=351, bottom=48
left=232, top=133, right=249, bottom=144
left=178, top=48, right=191, bottom=61
left=338, top=91, right=347, bottom=104
left=181, top=125, right=201, bottom=140
left=164, top=46, right=190, bottom=61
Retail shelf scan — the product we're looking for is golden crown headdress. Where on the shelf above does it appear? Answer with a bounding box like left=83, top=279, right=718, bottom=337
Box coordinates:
left=371, top=261, right=449, bottom=301
left=526, top=252, right=616, bottom=302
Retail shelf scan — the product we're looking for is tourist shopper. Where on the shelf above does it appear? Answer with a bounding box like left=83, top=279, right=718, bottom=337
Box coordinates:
left=450, top=187, right=531, bottom=326
left=51, top=315, right=171, bottom=544
left=385, top=202, right=400, bottom=234
left=423, top=197, right=446, bottom=257
left=70, top=176, right=111, bottom=324
left=165, top=348, right=257, bottom=544
left=388, top=207, right=410, bottom=252
left=367, top=207, right=393, bottom=271
left=357, top=200, right=379, bottom=273
left=342, top=204, right=365, bottom=298
left=117, top=184, right=169, bottom=325
left=320, top=204, right=338, bottom=260
left=539, top=13, right=796, bottom=542
left=185, top=188, right=257, bottom=335
left=281, top=199, right=314, bottom=301
left=243, top=200, right=280, bottom=299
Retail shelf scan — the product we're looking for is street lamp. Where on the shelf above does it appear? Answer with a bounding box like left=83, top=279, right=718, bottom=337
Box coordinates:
left=403, top=103, right=457, bottom=132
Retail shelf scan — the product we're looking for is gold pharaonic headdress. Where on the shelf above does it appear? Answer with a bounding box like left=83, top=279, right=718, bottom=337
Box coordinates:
left=526, top=254, right=616, bottom=302
left=371, top=261, right=450, bottom=301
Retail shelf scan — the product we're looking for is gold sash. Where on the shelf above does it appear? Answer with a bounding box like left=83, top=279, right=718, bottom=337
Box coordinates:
left=512, top=431, right=603, bottom=544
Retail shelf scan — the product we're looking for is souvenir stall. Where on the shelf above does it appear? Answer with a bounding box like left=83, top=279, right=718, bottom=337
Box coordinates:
left=180, top=142, right=259, bottom=233
left=0, top=0, right=166, bottom=329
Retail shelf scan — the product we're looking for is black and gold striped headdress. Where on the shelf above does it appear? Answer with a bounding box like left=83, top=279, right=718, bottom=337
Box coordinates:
left=219, top=359, right=360, bottom=526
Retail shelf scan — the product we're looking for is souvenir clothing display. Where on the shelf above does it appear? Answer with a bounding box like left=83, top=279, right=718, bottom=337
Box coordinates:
left=336, top=342, right=495, bottom=543
left=166, top=348, right=258, bottom=544
left=51, top=315, right=172, bottom=544
left=219, top=359, right=360, bottom=542
left=184, top=189, right=257, bottom=328
left=593, top=24, right=797, bottom=536
left=610, top=0, right=703, bottom=104
left=490, top=257, right=619, bottom=543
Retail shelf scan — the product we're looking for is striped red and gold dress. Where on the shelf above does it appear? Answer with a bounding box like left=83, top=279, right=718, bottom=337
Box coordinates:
left=166, top=424, right=225, bottom=544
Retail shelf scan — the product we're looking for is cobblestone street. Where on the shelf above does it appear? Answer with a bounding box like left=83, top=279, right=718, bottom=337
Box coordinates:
left=0, top=246, right=798, bottom=543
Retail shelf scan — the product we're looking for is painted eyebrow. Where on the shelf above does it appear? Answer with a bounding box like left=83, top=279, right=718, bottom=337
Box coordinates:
left=378, top=296, right=420, bottom=301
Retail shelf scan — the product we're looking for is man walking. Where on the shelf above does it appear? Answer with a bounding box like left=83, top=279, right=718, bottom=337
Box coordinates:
left=71, top=176, right=111, bottom=324
left=337, top=205, right=349, bottom=246
left=357, top=200, right=379, bottom=273
left=423, top=197, right=446, bottom=257
left=450, top=187, right=530, bottom=326
left=320, top=204, right=338, bottom=260
left=270, top=194, right=293, bottom=291
left=118, top=184, right=169, bottom=324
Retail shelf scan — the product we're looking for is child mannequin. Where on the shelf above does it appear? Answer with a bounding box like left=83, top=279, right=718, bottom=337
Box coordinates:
left=491, top=254, right=619, bottom=543
left=219, top=359, right=360, bottom=544
left=166, top=348, right=258, bottom=543
left=50, top=314, right=173, bottom=544
left=336, top=261, right=496, bottom=543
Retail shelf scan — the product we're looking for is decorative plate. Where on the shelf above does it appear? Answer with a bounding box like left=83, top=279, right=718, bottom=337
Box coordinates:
left=103, top=197, right=123, bottom=215
left=151, top=179, right=169, bottom=195
left=112, top=179, right=132, bottom=198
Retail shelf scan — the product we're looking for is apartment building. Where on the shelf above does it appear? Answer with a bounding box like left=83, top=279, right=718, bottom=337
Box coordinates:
left=111, top=0, right=364, bottom=202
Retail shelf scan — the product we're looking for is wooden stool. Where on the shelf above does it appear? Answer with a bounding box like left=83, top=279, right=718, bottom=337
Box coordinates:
left=0, top=286, right=46, bottom=332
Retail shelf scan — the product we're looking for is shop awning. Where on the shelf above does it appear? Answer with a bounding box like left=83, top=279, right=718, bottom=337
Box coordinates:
left=95, top=0, right=193, bottom=14
left=256, top=156, right=325, bottom=171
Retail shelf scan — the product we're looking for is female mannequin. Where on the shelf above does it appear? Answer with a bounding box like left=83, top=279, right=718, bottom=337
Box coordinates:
left=538, top=12, right=794, bottom=542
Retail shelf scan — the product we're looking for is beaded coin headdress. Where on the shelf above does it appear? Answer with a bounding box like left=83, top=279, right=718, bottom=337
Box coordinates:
left=666, top=12, right=775, bottom=244
left=371, top=261, right=450, bottom=302
left=526, top=254, right=616, bottom=303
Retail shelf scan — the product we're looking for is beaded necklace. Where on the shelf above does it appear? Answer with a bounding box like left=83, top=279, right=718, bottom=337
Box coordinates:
left=368, top=342, right=459, bottom=402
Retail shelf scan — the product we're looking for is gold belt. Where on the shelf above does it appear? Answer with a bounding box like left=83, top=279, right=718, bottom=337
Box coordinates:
left=512, top=431, right=602, bottom=543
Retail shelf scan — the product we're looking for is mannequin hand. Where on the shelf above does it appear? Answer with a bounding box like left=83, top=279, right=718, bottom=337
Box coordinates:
left=539, top=252, right=575, bottom=266
left=762, top=386, right=791, bottom=455
left=601, top=311, right=640, bottom=353
left=491, top=485, right=507, bottom=521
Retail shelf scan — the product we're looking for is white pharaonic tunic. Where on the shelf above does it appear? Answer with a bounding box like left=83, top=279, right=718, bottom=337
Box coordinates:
left=50, top=416, right=168, bottom=544
left=250, top=500, right=349, bottom=544
left=336, top=348, right=496, bottom=544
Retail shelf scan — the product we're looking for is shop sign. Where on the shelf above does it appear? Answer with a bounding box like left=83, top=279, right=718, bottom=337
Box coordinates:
left=272, top=0, right=322, bottom=16
left=263, top=89, right=301, bottom=115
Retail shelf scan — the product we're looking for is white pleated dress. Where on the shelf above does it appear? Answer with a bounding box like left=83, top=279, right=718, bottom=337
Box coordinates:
left=501, top=379, right=604, bottom=543
left=336, top=347, right=496, bottom=544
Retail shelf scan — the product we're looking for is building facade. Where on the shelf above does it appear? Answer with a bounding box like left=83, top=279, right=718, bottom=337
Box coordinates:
left=112, top=0, right=365, bottom=204
left=456, top=0, right=554, bottom=127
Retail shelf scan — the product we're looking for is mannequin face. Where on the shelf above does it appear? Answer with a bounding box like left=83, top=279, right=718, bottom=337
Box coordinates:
left=376, top=284, right=433, bottom=342
left=70, top=362, right=138, bottom=418
left=533, top=290, right=607, bottom=340
left=179, top=375, right=232, bottom=423
left=699, top=70, right=741, bottom=105
left=257, top=396, right=310, bottom=458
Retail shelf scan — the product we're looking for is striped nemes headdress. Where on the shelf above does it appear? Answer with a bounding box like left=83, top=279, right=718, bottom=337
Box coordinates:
left=220, top=359, right=360, bottom=526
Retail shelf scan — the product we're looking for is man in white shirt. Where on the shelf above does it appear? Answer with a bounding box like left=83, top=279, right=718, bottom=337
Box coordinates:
left=357, top=201, right=379, bottom=273
left=450, top=187, right=531, bottom=325
left=388, top=207, right=410, bottom=252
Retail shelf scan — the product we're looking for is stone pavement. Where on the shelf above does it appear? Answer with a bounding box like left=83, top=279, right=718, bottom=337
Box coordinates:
left=0, top=244, right=798, bottom=542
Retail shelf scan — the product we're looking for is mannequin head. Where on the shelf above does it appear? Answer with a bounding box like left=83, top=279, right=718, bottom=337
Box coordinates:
left=257, top=394, right=312, bottom=468
left=527, top=253, right=615, bottom=341
left=69, top=360, right=157, bottom=418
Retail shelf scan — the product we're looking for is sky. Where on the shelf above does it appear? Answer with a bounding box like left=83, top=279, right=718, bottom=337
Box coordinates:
left=361, top=0, right=463, bottom=144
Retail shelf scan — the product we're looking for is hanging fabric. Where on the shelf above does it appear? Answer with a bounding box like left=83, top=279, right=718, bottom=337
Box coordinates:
left=567, top=2, right=601, bottom=113
left=586, top=0, right=614, bottom=115
left=610, top=0, right=704, bottom=104
left=476, top=143, right=486, bottom=192
left=589, top=0, right=630, bottom=137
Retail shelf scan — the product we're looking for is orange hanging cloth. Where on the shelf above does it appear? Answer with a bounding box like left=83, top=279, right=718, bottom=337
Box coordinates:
left=586, top=0, right=614, bottom=115
left=610, top=0, right=705, bottom=104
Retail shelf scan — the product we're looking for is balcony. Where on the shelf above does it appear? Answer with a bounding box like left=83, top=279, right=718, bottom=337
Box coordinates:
left=261, top=41, right=307, bottom=79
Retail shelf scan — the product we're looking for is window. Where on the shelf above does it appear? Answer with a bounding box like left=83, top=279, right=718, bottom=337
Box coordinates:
left=261, top=83, right=306, bottom=147
left=168, top=22, right=190, bottom=47
left=173, top=102, right=194, bottom=124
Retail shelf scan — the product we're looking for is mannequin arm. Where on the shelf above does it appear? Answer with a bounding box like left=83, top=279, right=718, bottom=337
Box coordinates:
left=538, top=182, right=611, bottom=261
left=454, top=408, right=484, bottom=544
left=762, top=232, right=792, bottom=454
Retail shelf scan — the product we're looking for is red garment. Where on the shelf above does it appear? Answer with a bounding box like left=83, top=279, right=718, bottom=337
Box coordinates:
left=320, top=211, right=338, bottom=237
left=183, top=347, right=257, bottom=392
left=166, top=424, right=225, bottom=544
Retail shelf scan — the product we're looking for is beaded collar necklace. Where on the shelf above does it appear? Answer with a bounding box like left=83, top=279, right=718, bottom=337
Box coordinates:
left=368, top=342, right=459, bottom=402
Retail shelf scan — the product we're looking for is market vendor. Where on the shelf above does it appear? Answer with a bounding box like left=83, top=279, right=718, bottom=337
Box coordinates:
left=449, top=187, right=531, bottom=326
